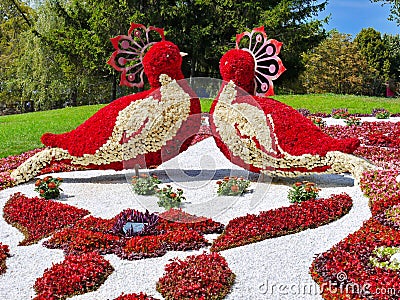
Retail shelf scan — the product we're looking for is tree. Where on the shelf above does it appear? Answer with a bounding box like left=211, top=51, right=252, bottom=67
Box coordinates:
left=300, top=31, right=378, bottom=95
left=354, top=28, right=390, bottom=95
left=2, top=0, right=329, bottom=110
left=371, top=0, right=400, bottom=25
left=0, top=0, right=36, bottom=109
left=383, top=33, right=400, bottom=80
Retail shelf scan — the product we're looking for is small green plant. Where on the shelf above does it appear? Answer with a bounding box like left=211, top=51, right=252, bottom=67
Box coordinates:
left=156, top=185, right=185, bottom=210
left=331, top=108, right=349, bottom=119
left=288, top=181, right=320, bottom=203
left=34, top=176, right=63, bottom=199
left=370, top=246, right=400, bottom=271
left=344, top=116, right=361, bottom=126
left=216, top=176, right=251, bottom=196
left=308, top=116, right=326, bottom=128
left=372, top=108, right=391, bottom=119
left=131, top=174, right=161, bottom=195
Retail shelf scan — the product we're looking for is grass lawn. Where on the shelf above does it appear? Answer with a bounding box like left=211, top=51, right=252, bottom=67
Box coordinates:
left=1, top=94, right=399, bottom=158
left=0, top=105, right=105, bottom=158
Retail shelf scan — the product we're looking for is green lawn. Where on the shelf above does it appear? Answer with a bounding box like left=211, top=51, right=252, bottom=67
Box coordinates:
left=0, top=105, right=105, bottom=158
left=274, top=93, right=400, bottom=114
left=1, top=94, right=399, bottom=158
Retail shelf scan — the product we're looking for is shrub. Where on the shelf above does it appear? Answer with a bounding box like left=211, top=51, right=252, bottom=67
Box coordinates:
left=308, top=116, right=326, bottom=128
left=372, top=108, right=391, bottom=119
left=344, top=116, right=362, bottom=126
left=288, top=181, right=320, bottom=203
left=331, top=108, right=349, bottom=119
left=216, top=176, right=250, bottom=196
left=131, top=174, right=161, bottom=195
left=34, top=176, right=63, bottom=199
left=156, top=185, right=185, bottom=210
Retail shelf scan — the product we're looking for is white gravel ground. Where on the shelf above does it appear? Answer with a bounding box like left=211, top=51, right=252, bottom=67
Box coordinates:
left=0, top=117, right=382, bottom=300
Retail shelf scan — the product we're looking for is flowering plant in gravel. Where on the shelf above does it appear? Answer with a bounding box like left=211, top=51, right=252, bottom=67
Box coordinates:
left=0, top=242, right=10, bottom=275
left=344, top=116, right=362, bottom=126
left=288, top=181, right=320, bottom=203
left=156, top=252, right=235, bottom=300
left=373, top=108, right=391, bottom=119
left=216, top=176, right=251, bottom=196
left=307, top=116, right=327, bottom=128
left=156, top=185, right=185, bottom=210
left=211, top=193, right=352, bottom=252
left=331, top=108, right=349, bottom=119
left=34, top=176, right=63, bottom=199
left=3, top=193, right=89, bottom=245
left=113, top=292, right=159, bottom=300
left=34, top=252, right=114, bottom=300
left=131, top=174, right=161, bottom=195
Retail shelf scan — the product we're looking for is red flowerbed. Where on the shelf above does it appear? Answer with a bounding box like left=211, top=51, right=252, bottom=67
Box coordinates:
left=114, top=293, right=159, bottom=300
left=0, top=242, right=10, bottom=275
left=3, top=193, right=89, bottom=245
left=359, top=170, right=400, bottom=216
left=311, top=219, right=400, bottom=300
left=156, top=208, right=225, bottom=234
left=310, top=132, right=400, bottom=299
left=117, top=235, right=167, bottom=260
left=162, top=229, right=209, bottom=251
left=323, top=121, right=400, bottom=149
left=211, top=193, right=353, bottom=252
left=43, top=228, right=122, bottom=255
left=34, top=252, right=114, bottom=300
left=156, top=252, right=235, bottom=300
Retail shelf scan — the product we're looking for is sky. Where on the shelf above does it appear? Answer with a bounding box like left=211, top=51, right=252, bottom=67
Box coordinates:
left=317, top=0, right=399, bottom=37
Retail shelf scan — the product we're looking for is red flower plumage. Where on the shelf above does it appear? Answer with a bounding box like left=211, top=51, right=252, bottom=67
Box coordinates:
left=38, top=30, right=201, bottom=172
left=211, top=27, right=372, bottom=179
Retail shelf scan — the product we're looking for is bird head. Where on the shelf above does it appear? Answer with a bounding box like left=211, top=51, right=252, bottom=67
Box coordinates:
left=143, top=41, right=185, bottom=88
left=219, top=49, right=256, bottom=95
left=219, top=27, right=286, bottom=97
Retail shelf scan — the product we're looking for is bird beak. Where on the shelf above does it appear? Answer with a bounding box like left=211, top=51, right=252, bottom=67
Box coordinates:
left=180, top=52, right=188, bottom=57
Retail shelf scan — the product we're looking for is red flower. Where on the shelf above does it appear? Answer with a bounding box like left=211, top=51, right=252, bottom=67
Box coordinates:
left=47, top=182, right=56, bottom=189
left=231, top=185, right=239, bottom=193
left=35, top=179, right=41, bottom=187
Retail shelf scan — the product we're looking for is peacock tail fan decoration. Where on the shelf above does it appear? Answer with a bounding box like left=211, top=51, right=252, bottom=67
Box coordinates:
left=107, top=23, right=165, bottom=88
left=236, top=26, right=286, bottom=96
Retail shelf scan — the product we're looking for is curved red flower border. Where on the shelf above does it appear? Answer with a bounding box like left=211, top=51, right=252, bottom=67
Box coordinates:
left=211, top=193, right=353, bottom=252
left=3, top=192, right=90, bottom=245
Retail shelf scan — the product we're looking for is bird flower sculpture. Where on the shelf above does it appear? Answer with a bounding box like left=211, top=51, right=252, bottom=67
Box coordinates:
left=11, top=24, right=201, bottom=184
left=211, top=26, right=376, bottom=181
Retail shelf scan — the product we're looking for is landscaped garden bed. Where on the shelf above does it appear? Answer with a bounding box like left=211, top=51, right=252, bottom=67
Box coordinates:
left=0, top=116, right=399, bottom=299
